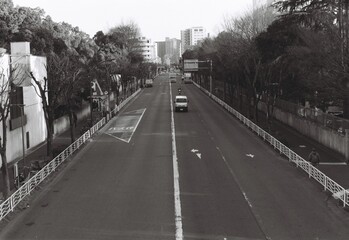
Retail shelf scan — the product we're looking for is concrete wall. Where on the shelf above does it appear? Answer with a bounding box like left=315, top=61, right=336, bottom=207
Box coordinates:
left=53, top=103, right=90, bottom=136
left=53, top=91, right=119, bottom=135
left=258, top=102, right=347, bottom=157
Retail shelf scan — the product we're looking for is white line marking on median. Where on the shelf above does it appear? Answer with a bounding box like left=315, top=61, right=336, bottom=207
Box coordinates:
left=196, top=153, right=202, bottom=159
left=170, top=81, right=184, bottom=240
left=127, top=108, right=146, bottom=143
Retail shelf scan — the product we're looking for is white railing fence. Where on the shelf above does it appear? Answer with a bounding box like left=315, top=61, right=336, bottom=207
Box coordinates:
left=193, top=82, right=349, bottom=207
left=0, top=88, right=141, bottom=221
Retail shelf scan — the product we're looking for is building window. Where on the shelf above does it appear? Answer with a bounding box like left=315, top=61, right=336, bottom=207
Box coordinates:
left=9, top=85, right=24, bottom=120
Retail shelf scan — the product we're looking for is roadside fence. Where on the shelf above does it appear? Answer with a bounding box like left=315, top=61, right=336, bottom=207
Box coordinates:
left=110, top=89, right=140, bottom=116
left=193, top=82, right=349, bottom=207
left=0, top=88, right=141, bottom=222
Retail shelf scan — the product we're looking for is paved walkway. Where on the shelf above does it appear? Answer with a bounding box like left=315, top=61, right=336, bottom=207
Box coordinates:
left=0, top=91, right=131, bottom=197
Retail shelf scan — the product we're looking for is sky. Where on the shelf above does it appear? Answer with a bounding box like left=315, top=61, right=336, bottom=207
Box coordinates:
left=11, top=0, right=261, bottom=42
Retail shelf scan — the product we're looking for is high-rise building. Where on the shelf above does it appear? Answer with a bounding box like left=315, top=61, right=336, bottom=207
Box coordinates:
left=156, top=38, right=181, bottom=65
left=165, top=38, right=181, bottom=64
left=180, top=27, right=207, bottom=54
left=156, top=41, right=166, bottom=63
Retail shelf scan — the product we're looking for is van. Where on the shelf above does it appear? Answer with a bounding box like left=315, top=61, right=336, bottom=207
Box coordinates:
left=184, top=73, right=192, bottom=84
left=174, top=95, right=189, bottom=112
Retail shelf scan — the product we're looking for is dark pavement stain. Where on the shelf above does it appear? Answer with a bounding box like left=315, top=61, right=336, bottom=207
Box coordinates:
left=41, top=203, right=49, bottom=207
left=25, top=222, right=35, bottom=226
left=53, top=190, right=60, bottom=193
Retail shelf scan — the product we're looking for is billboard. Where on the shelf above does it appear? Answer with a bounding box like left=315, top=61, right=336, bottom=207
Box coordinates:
left=184, top=59, right=198, bottom=71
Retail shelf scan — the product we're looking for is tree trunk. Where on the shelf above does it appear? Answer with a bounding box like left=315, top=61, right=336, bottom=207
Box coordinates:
left=1, top=154, right=10, bottom=199
left=253, top=96, right=259, bottom=123
left=223, top=77, right=227, bottom=102
left=0, top=119, right=10, bottom=199
left=45, top=110, right=54, bottom=161
left=68, top=110, right=76, bottom=143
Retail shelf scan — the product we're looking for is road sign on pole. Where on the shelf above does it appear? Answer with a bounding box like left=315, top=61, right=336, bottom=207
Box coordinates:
left=184, top=59, right=199, bottom=71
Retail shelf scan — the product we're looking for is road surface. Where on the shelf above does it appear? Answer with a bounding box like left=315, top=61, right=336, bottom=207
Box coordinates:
left=2, top=73, right=349, bottom=240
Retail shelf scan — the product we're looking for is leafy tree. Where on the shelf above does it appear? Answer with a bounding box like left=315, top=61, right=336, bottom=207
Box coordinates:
left=274, top=0, right=349, bottom=117
left=0, top=0, right=17, bottom=48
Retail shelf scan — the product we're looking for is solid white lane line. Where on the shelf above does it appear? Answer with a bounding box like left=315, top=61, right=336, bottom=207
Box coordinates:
left=170, top=82, right=184, bottom=240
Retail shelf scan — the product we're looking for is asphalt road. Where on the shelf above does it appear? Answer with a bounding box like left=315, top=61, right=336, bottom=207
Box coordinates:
left=2, top=73, right=349, bottom=240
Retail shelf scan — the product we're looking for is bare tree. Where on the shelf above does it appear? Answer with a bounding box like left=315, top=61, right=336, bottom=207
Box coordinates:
left=0, top=66, right=12, bottom=199
left=0, top=57, right=25, bottom=199
left=221, top=4, right=276, bottom=122
left=30, top=53, right=83, bottom=160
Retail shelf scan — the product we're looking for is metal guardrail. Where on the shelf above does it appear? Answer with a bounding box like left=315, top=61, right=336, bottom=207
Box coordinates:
left=193, top=82, right=349, bottom=207
left=0, top=89, right=141, bottom=222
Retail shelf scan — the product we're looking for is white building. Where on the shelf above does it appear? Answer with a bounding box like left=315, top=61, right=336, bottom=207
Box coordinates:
left=181, top=27, right=207, bottom=54
left=138, top=37, right=157, bottom=63
left=0, top=42, right=47, bottom=166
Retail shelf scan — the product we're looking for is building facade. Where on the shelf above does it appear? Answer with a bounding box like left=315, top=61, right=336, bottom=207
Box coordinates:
left=156, top=41, right=166, bottom=64
left=180, top=26, right=207, bottom=54
left=138, top=37, right=157, bottom=63
left=0, top=42, right=47, bottom=166
left=156, top=38, right=181, bottom=65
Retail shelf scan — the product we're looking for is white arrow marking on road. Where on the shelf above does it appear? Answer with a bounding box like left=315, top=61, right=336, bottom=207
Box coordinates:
left=246, top=154, right=254, bottom=158
left=191, top=149, right=199, bottom=153
left=196, top=153, right=201, bottom=159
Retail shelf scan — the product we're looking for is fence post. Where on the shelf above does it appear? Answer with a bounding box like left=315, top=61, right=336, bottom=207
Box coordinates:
left=308, top=164, right=312, bottom=178
left=344, top=190, right=348, bottom=208
left=10, top=197, right=14, bottom=212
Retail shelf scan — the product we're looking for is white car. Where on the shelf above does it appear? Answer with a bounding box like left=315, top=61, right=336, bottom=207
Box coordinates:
left=174, top=95, right=189, bottom=112
left=145, top=79, right=153, bottom=87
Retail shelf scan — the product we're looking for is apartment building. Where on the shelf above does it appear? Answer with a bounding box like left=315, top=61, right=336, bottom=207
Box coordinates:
left=180, top=27, right=207, bottom=54
left=138, top=37, right=157, bottom=63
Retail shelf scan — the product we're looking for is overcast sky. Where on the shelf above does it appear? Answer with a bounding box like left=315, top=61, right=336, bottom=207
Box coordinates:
left=11, top=0, right=263, bottom=42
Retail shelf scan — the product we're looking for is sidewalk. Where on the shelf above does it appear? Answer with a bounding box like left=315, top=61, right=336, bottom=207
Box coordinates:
left=262, top=116, right=349, bottom=188
left=1, top=115, right=89, bottom=194
left=0, top=91, right=130, bottom=196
